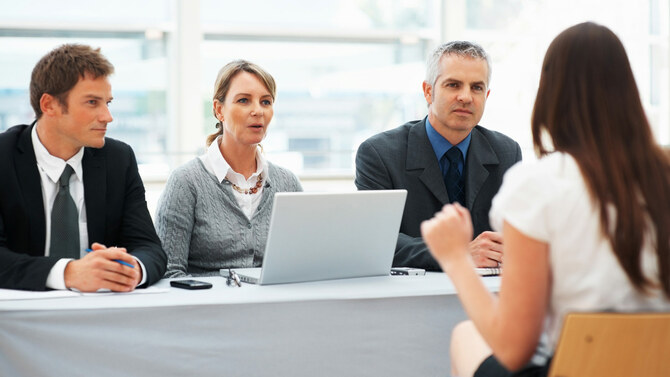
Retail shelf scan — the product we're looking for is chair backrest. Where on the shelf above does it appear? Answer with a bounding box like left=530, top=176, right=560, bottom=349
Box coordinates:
left=548, top=312, right=670, bottom=377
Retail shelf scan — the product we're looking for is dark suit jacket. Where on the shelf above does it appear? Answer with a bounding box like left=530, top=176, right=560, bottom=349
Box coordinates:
left=0, top=124, right=167, bottom=290
left=355, top=118, right=522, bottom=270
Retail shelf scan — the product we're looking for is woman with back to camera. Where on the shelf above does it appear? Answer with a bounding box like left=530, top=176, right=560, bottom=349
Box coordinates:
left=421, top=22, right=670, bottom=377
left=156, top=60, right=302, bottom=278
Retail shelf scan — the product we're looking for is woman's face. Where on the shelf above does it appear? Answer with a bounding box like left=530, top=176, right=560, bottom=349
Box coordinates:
left=214, top=71, right=274, bottom=147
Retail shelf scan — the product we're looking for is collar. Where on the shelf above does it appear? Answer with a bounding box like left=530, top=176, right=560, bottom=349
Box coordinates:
left=204, top=135, right=267, bottom=183
left=31, top=123, right=84, bottom=184
left=425, top=117, right=472, bottom=161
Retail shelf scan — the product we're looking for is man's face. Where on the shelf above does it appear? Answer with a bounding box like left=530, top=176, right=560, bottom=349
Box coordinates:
left=49, top=74, right=113, bottom=155
left=423, top=54, right=490, bottom=143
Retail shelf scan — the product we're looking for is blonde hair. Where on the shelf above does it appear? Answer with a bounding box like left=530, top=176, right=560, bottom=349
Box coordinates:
left=206, top=60, right=277, bottom=146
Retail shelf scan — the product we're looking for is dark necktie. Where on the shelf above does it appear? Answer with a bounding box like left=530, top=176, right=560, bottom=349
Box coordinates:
left=50, top=165, right=80, bottom=259
left=442, top=147, right=465, bottom=206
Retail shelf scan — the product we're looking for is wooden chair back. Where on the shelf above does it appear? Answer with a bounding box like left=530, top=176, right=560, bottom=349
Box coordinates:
left=547, top=312, right=670, bottom=377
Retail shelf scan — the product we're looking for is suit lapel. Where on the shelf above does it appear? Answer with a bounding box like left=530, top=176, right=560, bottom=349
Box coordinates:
left=464, top=127, right=499, bottom=208
left=15, top=124, right=47, bottom=253
left=83, top=147, right=106, bottom=244
left=406, top=120, right=449, bottom=204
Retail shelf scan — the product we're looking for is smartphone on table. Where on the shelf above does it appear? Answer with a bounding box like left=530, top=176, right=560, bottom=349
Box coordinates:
left=170, top=279, right=213, bottom=290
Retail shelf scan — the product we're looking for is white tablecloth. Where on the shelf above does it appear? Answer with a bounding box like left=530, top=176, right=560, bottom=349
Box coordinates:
left=0, top=273, right=500, bottom=377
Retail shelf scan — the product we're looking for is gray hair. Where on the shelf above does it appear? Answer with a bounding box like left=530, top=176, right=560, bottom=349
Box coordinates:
left=425, top=41, right=491, bottom=87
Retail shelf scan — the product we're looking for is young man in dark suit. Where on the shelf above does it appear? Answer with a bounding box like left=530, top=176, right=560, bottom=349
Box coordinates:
left=356, top=41, right=522, bottom=270
left=0, top=44, right=166, bottom=291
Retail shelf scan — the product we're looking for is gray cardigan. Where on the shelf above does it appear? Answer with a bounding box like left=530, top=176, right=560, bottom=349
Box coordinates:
left=156, top=158, right=303, bottom=278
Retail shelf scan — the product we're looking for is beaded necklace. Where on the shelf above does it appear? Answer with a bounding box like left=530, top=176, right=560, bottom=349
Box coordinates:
left=229, top=173, right=263, bottom=195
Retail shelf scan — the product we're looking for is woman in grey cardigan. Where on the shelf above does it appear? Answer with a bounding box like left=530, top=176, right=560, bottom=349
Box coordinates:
left=156, top=60, right=302, bottom=278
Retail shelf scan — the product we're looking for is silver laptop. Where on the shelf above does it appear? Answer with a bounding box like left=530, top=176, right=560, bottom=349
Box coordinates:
left=222, top=190, right=407, bottom=285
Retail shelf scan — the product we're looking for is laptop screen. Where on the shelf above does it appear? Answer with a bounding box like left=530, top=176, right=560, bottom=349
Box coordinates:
left=236, top=190, right=407, bottom=285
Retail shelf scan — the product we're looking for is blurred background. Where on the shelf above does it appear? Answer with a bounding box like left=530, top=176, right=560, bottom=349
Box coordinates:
left=1, top=0, right=668, bottom=198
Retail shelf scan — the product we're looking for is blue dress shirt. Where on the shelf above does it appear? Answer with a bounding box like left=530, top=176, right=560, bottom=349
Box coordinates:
left=425, top=117, right=472, bottom=177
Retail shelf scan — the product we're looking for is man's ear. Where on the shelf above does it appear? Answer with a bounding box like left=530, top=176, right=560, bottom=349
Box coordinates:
left=39, top=93, right=60, bottom=116
left=422, top=81, right=433, bottom=105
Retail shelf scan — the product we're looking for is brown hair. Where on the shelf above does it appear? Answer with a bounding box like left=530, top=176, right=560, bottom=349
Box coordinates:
left=532, top=22, right=670, bottom=298
left=30, top=44, right=114, bottom=119
left=206, top=60, right=277, bottom=146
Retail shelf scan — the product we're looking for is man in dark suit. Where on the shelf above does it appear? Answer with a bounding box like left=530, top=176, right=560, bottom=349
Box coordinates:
left=356, top=41, right=521, bottom=270
left=0, top=44, right=166, bottom=291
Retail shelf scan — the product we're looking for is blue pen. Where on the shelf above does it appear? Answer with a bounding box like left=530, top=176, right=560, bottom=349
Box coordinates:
left=85, top=248, right=135, bottom=268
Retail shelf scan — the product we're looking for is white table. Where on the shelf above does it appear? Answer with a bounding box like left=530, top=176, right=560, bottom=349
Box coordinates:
left=0, top=273, right=500, bottom=377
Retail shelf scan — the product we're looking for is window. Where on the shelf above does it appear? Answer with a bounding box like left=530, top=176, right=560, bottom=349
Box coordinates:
left=199, top=0, right=439, bottom=175
left=0, top=0, right=172, bottom=170
left=200, top=39, right=429, bottom=174
left=0, top=0, right=668, bottom=182
left=461, top=0, right=670, bottom=152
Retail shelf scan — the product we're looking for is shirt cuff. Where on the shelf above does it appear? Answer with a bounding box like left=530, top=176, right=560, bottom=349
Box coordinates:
left=132, top=256, right=148, bottom=286
left=46, top=257, right=147, bottom=290
left=45, top=258, right=74, bottom=290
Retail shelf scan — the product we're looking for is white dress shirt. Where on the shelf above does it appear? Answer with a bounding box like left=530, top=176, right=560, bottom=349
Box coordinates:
left=199, top=135, right=267, bottom=220
left=31, top=125, right=146, bottom=289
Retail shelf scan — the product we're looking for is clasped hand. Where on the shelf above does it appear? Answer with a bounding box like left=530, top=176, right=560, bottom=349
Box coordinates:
left=64, top=242, right=141, bottom=292
left=421, top=203, right=503, bottom=269
left=469, top=231, right=503, bottom=267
